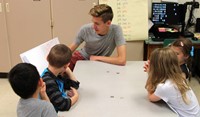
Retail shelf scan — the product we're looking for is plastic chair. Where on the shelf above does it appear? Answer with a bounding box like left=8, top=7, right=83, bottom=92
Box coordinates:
left=163, top=39, right=176, bottom=47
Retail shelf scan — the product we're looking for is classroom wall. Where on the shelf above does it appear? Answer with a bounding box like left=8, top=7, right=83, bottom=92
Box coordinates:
left=112, top=41, right=144, bottom=61
left=3, top=0, right=200, bottom=72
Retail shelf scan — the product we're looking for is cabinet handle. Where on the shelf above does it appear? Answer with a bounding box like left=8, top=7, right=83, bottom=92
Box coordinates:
left=0, top=3, right=2, bottom=12
left=5, top=3, right=9, bottom=12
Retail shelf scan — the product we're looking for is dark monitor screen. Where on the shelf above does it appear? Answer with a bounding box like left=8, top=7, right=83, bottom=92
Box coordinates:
left=151, top=3, right=181, bottom=25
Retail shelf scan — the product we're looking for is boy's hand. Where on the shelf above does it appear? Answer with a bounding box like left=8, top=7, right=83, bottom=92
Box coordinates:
left=69, top=87, right=79, bottom=99
left=39, top=79, right=50, bottom=101
left=40, top=80, right=46, bottom=94
left=70, top=87, right=78, bottom=96
left=67, top=89, right=74, bottom=97
left=69, top=87, right=79, bottom=106
left=90, top=55, right=99, bottom=61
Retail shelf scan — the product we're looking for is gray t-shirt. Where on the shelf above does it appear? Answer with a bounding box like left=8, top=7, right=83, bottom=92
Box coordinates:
left=17, top=98, right=57, bottom=117
left=74, top=23, right=126, bottom=59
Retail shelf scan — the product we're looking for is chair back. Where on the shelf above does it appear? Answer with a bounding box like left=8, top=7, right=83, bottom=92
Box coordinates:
left=163, top=39, right=176, bottom=47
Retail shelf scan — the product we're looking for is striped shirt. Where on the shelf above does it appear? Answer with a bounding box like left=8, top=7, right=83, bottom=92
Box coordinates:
left=41, top=68, right=80, bottom=112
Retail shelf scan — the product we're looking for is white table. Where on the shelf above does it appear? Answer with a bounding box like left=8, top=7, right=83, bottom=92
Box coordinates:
left=58, top=61, right=177, bottom=117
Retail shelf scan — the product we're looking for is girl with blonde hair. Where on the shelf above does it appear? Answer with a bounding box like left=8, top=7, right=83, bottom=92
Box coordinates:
left=145, top=47, right=200, bottom=117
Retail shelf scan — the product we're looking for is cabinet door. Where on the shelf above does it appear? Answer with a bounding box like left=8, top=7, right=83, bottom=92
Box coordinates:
left=51, top=0, right=98, bottom=45
left=0, top=0, right=11, bottom=72
left=5, top=0, right=52, bottom=66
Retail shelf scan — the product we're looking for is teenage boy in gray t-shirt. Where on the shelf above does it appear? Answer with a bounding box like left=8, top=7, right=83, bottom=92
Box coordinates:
left=69, top=4, right=126, bottom=71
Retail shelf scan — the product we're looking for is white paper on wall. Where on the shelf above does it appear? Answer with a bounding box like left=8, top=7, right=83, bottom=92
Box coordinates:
left=99, top=0, right=148, bottom=41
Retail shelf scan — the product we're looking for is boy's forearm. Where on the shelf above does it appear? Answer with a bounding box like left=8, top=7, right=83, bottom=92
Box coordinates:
left=66, top=67, right=77, bottom=81
left=70, top=94, right=79, bottom=106
left=40, top=92, right=50, bottom=101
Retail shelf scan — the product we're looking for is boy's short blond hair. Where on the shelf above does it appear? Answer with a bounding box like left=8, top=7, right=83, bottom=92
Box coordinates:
left=89, top=4, right=113, bottom=23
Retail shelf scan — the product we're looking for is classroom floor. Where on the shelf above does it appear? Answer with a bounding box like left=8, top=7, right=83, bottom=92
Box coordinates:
left=0, top=77, right=200, bottom=117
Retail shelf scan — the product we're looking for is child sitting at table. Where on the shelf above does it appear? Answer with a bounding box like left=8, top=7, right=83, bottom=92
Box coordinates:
left=145, top=47, right=200, bottom=117
left=144, top=38, right=194, bottom=80
left=170, top=38, right=193, bottom=80
left=8, top=63, right=57, bottom=117
left=41, top=44, right=80, bottom=112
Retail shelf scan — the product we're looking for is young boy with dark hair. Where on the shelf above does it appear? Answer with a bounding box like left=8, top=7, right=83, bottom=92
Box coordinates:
left=8, top=63, right=57, bottom=117
left=41, top=44, right=79, bottom=112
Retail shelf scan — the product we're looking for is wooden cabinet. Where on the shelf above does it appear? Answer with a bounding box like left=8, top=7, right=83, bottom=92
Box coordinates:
left=51, top=0, right=97, bottom=45
left=5, top=0, right=52, bottom=67
left=0, top=0, right=98, bottom=72
left=143, top=41, right=162, bottom=60
left=0, top=0, right=11, bottom=72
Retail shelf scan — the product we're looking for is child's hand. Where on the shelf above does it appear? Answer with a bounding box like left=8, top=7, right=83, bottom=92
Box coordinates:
left=143, top=60, right=150, bottom=72
left=90, top=55, right=98, bottom=61
left=69, top=87, right=79, bottom=106
left=67, top=89, right=74, bottom=97
left=39, top=79, right=50, bottom=101
left=70, top=87, right=78, bottom=97
left=40, top=79, right=46, bottom=93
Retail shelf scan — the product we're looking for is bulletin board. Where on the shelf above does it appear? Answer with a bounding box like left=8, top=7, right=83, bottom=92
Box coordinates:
left=99, top=0, right=148, bottom=41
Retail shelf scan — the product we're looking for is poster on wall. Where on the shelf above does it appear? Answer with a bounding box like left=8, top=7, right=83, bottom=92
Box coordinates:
left=99, top=0, right=148, bottom=41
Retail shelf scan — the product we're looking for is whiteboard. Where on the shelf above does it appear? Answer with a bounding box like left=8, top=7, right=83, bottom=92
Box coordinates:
left=99, top=0, right=148, bottom=41
left=20, top=37, right=60, bottom=75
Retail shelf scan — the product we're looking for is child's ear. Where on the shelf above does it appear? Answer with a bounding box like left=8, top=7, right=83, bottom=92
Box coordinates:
left=38, top=78, right=43, bottom=87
